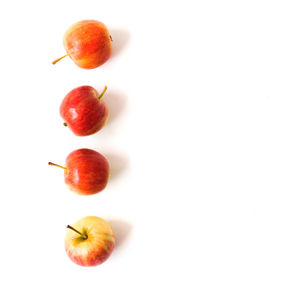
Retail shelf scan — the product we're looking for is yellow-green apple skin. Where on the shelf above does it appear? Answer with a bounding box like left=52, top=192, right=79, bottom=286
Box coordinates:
left=65, top=216, right=115, bottom=266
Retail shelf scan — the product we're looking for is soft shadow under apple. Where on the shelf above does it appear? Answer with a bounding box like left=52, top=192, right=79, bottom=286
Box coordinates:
left=109, top=219, right=132, bottom=250
left=105, top=153, right=129, bottom=180
left=110, top=28, right=130, bottom=58
left=102, top=89, right=127, bottom=124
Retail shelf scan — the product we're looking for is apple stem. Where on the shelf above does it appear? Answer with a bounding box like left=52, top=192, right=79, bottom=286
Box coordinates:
left=67, top=225, right=88, bottom=240
left=52, top=53, right=69, bottom=65
left=63, top=122, right=68, bottom=127
left=98, top=86, right=108, bottom=100
left=48, top=162, right=67, bottom=172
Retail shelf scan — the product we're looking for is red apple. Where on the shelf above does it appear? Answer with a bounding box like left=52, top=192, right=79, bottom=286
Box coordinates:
left=52, top=20, right=112, bottom=69
left=65, top=216, right=115, bottom=266
left=48, top=148, right=110, bottom=195
left=60, top=85, right=109, bottom=136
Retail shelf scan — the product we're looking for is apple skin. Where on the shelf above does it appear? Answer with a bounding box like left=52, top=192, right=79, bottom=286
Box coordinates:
left=63, top=20, right=112, bottom=69
left=60, top=86, right=109, bottom=136
left=65, top=216, right=115, bottom=267
left=65, top=149, right=110, bottom=195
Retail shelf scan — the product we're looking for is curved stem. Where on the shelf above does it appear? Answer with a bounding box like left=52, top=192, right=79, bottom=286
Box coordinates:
left=52, top=53, right=69, bottom=65
left=67, top=225, right=88, bottom=240
left=48, top=162, right=67, bottom=172
left=98, top=86, right=108, bottom=100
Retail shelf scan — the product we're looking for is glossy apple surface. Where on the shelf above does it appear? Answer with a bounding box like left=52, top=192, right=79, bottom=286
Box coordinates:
left=65, top=149, right=110, bottom=195
left=53, top=20, right=112, bottom=69
left=49, top=148, right=110, bottom=195
left=65, top=216, right=115, bottom=266
left=60, top=85, right=109, bottom=136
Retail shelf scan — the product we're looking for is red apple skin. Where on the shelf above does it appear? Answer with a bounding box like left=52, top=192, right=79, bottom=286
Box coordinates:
left=64, top=149, right=110, bottom=195
left=65, top=216, right=115, bottom=267
left=60, top=86, right=109, bottom=136
left=63, top=20, right=112, bottom=69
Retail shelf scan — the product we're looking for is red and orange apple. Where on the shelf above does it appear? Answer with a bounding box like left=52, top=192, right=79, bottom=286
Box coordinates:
left=65, top=216, right=115, bottom=266
left=48, top=148, right=110, bottom=195
left=60, top=85, right=109, bottom=136
left=53, top=20, right=112, bottom=69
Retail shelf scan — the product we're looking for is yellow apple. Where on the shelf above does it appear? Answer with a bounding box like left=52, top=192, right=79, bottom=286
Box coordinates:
left=65, top=216, right=115, bottom=266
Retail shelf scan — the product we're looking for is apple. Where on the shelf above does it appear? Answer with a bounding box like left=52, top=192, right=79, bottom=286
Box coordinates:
left=48, top=148, right=109, bottom=195
left=65, top=216, right=115, bottom=266
left=60, top=85, right=109, bottom=136
left=52, top=20, right=112, bottom=69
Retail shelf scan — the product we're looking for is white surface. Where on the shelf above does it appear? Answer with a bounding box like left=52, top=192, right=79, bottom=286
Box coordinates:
left=1, top=0, right=300, bottom=287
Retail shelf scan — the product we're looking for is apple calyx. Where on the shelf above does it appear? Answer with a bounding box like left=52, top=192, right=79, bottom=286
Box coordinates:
left=67, top=225, right=88, bottom=240
left=48, top=162, right=68, bottom=172
left=52, top=53, right=70, bottom=65
left=98, top=86, right=108, bottom=100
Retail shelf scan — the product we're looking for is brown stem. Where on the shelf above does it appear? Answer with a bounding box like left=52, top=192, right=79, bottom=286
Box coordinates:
left=98, top=86, right=108, bottom=100
left=52, top=53, right=69, bottom=65
left=48, top=162, right=67, bottom=172
left=66, top=225, right=88, bottom=239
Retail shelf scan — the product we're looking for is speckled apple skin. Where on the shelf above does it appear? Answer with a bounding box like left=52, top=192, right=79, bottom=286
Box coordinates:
left=63, top=20, right=112, bottom=69
left=60, top=86, right=109, bottom=136
left=65, top=216, right=115, bottom=266
left=64, top=149, right=110, bottom=195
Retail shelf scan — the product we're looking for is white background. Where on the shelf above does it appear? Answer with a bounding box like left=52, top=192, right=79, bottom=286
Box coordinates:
left=1, top=0, right=300, bottom=287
